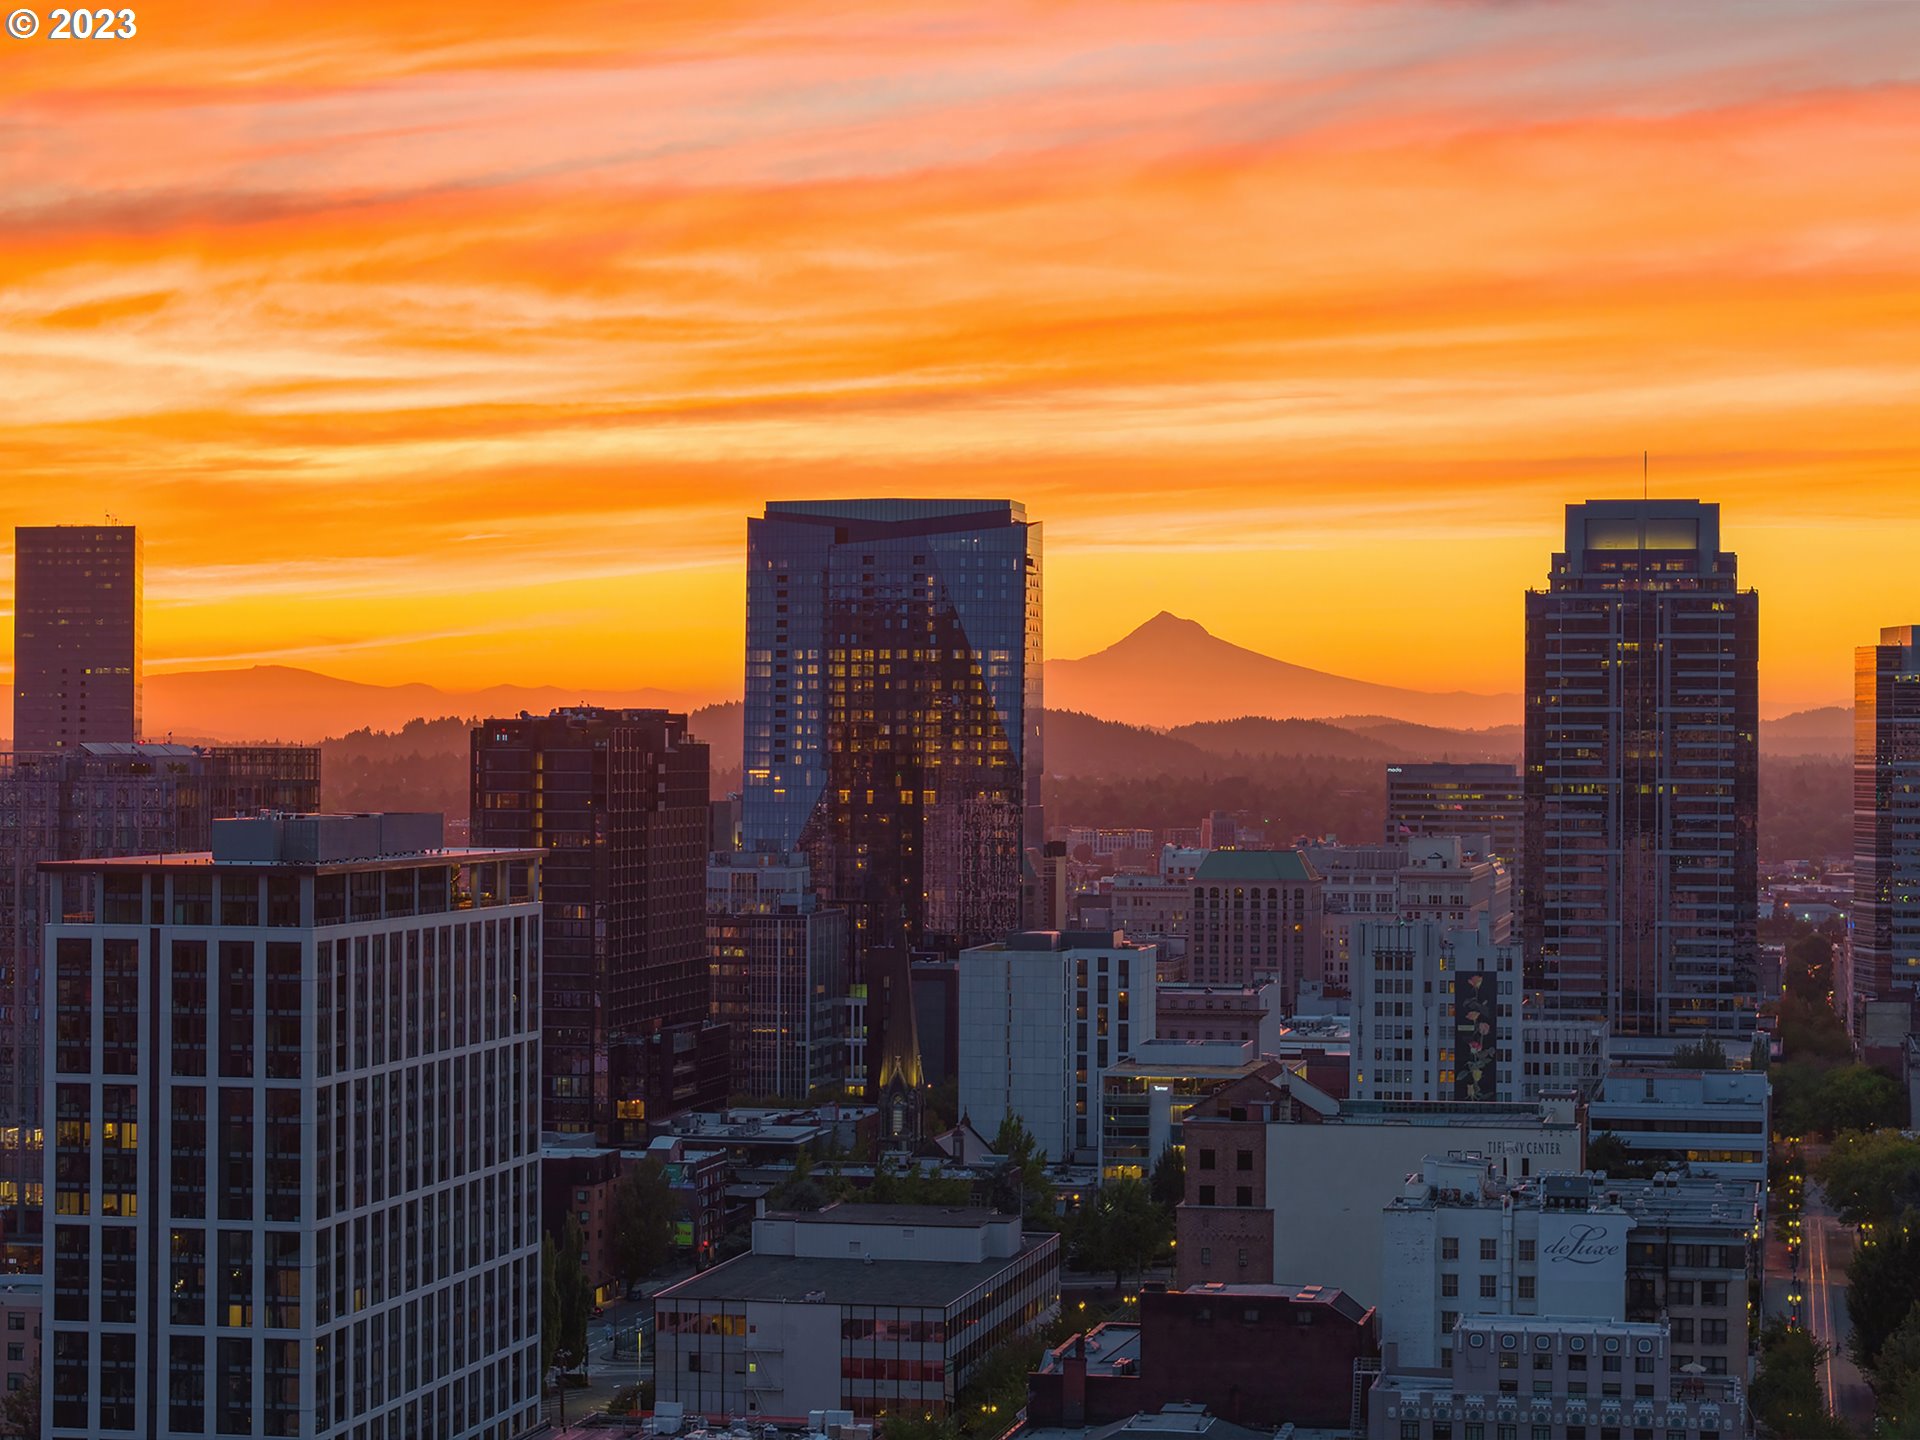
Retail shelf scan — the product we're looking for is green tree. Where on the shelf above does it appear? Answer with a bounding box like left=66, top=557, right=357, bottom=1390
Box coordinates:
left=1669, top=1038, right=1729, bottom=1070
left=1817, top=1131, right=1920, bottom=1226
left=989, top=1114, right=1058, bottom=1229
left=1849, top=1210, right=1920, bottom=1369
left=611, top=1157, right=677, bottom=1287
left=548, top=1214, right=593, bottom=1372
left=1751, top=1318, right=1852, bottom=1439
left=1071, top=1178, right=1164, bottom=1289
left=1870, top=1302, right=1920, bottom=1428
left=1818, top=1066, right=1907, bottom=1135
left=1585, top=1131, right=1657, bottom=1180
left=541, top=1232, right=562, bottom=1373
left=0, top=1374, right=38, bottom=1439
left=1148, top=1145, right=1186, bottom=1212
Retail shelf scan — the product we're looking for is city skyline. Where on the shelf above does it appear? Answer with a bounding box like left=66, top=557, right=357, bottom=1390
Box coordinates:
left=6, top=1, right=1920, bottom=710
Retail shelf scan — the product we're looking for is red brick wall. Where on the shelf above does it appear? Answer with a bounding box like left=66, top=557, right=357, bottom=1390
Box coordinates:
left=1176, top=1113, right=1273, bottom=1286
left=1139, top=1290, right=1376, bottom=1430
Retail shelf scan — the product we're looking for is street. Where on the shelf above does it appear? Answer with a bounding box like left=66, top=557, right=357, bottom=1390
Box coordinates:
left=1802, top=1183, right=1876, bottom=1433
left=545, top=1286, right=664, bottom=1428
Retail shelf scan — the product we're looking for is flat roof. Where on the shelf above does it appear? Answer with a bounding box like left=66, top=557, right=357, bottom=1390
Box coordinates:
left=44, top=846, right=540, bottom=871
left=789, top=1203, right=1008, bottom=1228
left=1194, top=849, right=1315, bottom=883
left=654, top=1237, right=1054, bottom=1310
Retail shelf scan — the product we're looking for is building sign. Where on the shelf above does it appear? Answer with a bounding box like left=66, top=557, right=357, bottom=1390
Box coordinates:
left=1537, top=1212, right=1631, bottom=1321
left=1454, top=971, right=1499, bottom=1101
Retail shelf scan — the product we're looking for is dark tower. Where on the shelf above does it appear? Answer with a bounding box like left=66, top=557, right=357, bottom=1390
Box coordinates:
left=472, top=708, right=721, bottom=1135
left=13, top=525, right=142, bottom=749
left=1522, top=500, right=1759, bottom=1040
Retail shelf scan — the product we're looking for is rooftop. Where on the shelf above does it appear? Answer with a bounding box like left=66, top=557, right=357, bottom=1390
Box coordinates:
left=1193, top=849, right=1316, bottom=883
left=653, top=1235, right=1055, bottom=1309
left=1173, top=1281, right=1371, bottom=1324
left=783, top=1203, right=1008, bottom=1229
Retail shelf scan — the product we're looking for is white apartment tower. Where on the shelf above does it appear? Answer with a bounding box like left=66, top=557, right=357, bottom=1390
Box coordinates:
left=41, top=813, right=543, bottom=1440
left=958, top=930, right=1158, bottom=1164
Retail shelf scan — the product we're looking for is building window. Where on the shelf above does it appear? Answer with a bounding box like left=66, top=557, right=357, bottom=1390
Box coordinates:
left=1479, top=1275, right=1498, bottom=1299
left=1198, top=1186, right=1216, bottom=1206
left=1480, top=1238, right=1498, bottom=1261
left=1700, top=1319, right=1729, bottom=1345
left=1235, top=1150, right=1252, bottom=1171
left=1518, top=1276, right=1535, bottom=1300
left=1235, top=1186, right=1252, bottom=1207
left=1442, top=1273, right=1459, bottom=1297
left=1198, top=1149, right=1216, bottom=1170
left=1518, top=1239, right=1535, bottom=1262
left=1442, top=1238, right=1459, bottom=1261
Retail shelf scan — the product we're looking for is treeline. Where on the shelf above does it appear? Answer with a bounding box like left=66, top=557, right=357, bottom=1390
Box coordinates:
left=1760, top=756, right=1850, bottom=862
left=320, top=717, right=473, bottom=823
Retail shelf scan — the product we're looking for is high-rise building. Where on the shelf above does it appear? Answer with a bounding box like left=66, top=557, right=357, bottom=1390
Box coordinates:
left=1187, top=849, right=1324, bottom=1005
left=706, top=852, right=849, bottom=1100
left=39, top=813, right=543, bottom=1440
left=741, top=499, right=1043, bottom=957
left=471, top=708, right=721, bottom=1135
left=12, top=525, right=142, bottom=750
left=1385, top=763, right=1523, bottom=863
left=0, top=742, right=320, bottom=1263
left=958, top=929, right=1159, bottom=1164
left=1851, top=625, right=1920, bottom=1016
left=1522, top=500, right=1759, bottom=1042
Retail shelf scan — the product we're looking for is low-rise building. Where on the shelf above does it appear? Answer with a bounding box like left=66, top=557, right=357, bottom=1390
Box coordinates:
left=1176, top=1073, right=1585, bottom=1307
left=0, top=1274, right=39, bottom=1402
left=1098, top=1041, right=1272, bottom=1178
left=1368, top=1316, right=1745, bottom=1440
left=1029, top=1283, right=1379, bottom=1432
left=1588, top=1070, right=1770, bottom=1183
left=1613, top=1172, right=1761, bottom=1381
left=653, top=1204, right=1060, bottom=1421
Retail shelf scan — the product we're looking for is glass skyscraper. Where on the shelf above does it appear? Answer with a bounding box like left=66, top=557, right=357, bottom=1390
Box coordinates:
left=741, top=499, right=1042, bottom=957
left=1522, top=500, right=1759, bottom=1041
left=1851, top=625, right=1920, bottom=1012
left=13, top=525, right=142, bottom=750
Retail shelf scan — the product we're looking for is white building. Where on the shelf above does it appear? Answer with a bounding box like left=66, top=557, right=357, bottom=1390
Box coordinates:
left=1309, top=837, right=1509, bottom=1004
left=1352, top=915, right=1521, bottom=1104
left=1379, top=1156, right=1631, bottom=1370
left=1588, top=1069, right=1770, bottom=1183
left=653, top=1203, right=1060, bottom=1421
left=41, top=813, right=543, bottom=1440
left=959, top=930, right=1158, bottom=1164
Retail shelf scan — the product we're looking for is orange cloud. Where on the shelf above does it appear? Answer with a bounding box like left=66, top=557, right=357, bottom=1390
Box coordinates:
left=3, top=0, right=1919, bottom=713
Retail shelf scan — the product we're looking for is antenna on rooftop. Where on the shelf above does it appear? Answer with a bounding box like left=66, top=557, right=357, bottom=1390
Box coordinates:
left=1642, top=451, right=1648, bottom=501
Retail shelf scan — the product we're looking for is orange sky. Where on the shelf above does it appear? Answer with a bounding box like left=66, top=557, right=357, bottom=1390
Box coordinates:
left=4, top=0, right=1919, bottom=714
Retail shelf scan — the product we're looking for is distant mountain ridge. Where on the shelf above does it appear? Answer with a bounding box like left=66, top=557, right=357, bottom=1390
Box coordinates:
left=1045, top=612, right=1520, bottom=730
left=142, top=664, right=704, bottom=743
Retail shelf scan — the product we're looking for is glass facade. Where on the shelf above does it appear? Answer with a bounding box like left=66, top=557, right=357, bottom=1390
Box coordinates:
left=1522, top=501, right=1759, bottom=1039
left=742, top=500, right=1043, bottom=957
left=1852, top=626, right=1920, bottom=1007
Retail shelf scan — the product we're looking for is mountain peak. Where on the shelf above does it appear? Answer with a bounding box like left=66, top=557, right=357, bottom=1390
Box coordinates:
left=1136, top=610, right=1210, bottom=638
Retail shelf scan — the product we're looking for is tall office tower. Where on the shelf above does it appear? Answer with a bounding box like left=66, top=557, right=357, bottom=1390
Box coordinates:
left=741, top=499, right=1043, bottom=957
left=12, top=525, right=143, bottom=750
left=706, top=852, right=850, bottom=1100
left=39, top=814, right=543, bottom=1440
left=1852, top=625, right=1920, bottom=1015
left=1187, top=849, right=1324, bottom=1006
left=471, top=707, right=722, bottom=1136
left=0, top=742, right=320, bottom=1264
left=1522, top=500, right=1759, bottom=1041
left=1385, top=762, right=1524, bottom=863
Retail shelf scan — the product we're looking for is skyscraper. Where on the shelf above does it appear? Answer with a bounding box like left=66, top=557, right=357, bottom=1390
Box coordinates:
left=12, top=525, right=143, bottom=750
left=471, top=707, right=723, bottom=1135
left=1851, top=625, right=1920, bottom=1014
left=1522, top=500, right=1759, bottom=1041
left=40, top=813, right=544, bottom=1440
left=0, top=742, right=320, bottom=1263
left=741, top=499, right=1043, bottom=956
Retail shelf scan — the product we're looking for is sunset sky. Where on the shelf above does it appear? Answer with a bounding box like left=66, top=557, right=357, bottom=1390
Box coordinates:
left=4, top=0, right=1919, bottom=714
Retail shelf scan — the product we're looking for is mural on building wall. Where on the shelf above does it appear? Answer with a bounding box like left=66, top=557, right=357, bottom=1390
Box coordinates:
left=1454, top=971, right=1499, bottom=1101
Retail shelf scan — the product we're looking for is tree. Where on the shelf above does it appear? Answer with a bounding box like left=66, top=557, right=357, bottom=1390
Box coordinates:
left=541, top=1233, right=562, bottom=1373
left=1669, top=1038, right=1729, bottom=1070
left=611, top=1157, right=677, bottom=1287
left=1869, top=1302, right=1920, bottom=1428
left=1817, top=1131, right=1920, bottom=1226
left=548, top=1214, right=592, bottom=1373
left=1818, top=1066, right=1906, bottom=1135
left=1849, top=1210, right=1920, bottom=1369
left=1148, top=1145, right=1186, bottom=1212
left=1071, top=1178, right=1164, bottom=1289
left=1751, top=1318, right=1852, bottom=1439
left=0, top=1375, right=38, bottom=1440
left=989, top=1114, right=1058, bottom=1229
left=1585, top=1131, right=1657, bottom=1180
